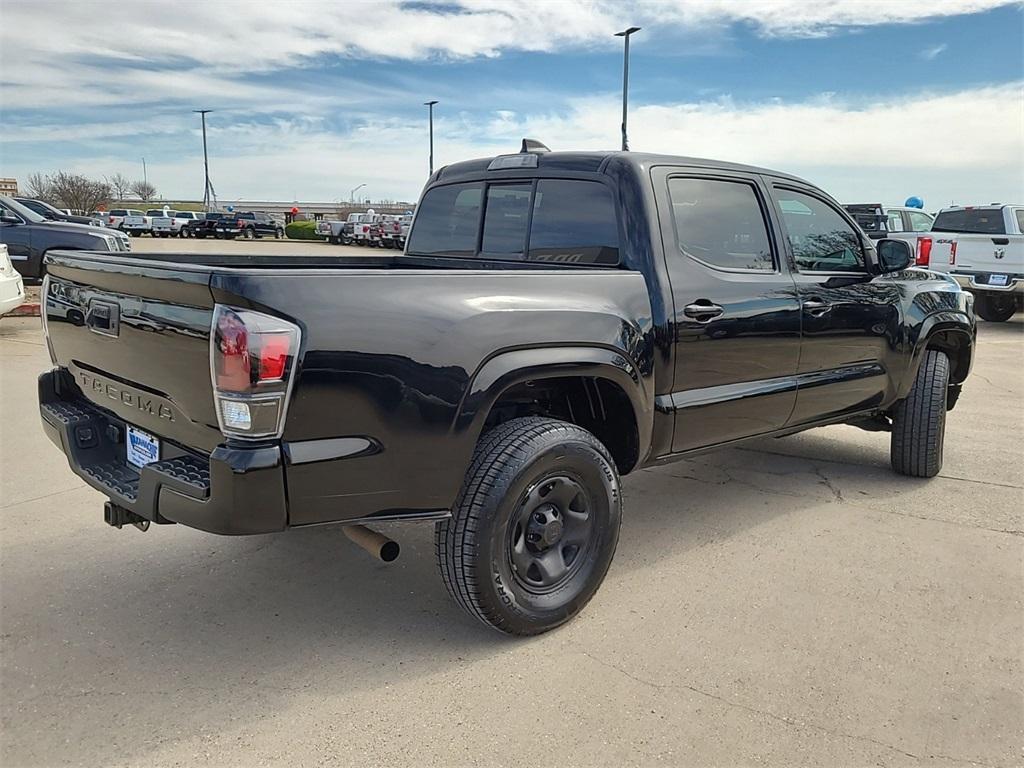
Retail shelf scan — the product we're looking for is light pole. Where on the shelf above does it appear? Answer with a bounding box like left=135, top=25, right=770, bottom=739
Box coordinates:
left=614, top=27, right=641, bottom=151
left=193, top=109, right=214, bottom=211
left=424, top=100, right=438, bottom=176
left=350, top=183, right=366, bottom=203
left=141, top=157, right=147, bottom=185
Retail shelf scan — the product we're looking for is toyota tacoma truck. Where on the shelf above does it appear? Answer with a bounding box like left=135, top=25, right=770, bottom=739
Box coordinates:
left=37, top=147, right=975, bottom=635
left=920, top=204, right=1023, bottom=322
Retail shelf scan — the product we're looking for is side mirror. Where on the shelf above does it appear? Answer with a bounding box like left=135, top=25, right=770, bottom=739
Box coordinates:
left=0, top=213, right=22, bottom=225
left=877, top=238, right=912, bottom=273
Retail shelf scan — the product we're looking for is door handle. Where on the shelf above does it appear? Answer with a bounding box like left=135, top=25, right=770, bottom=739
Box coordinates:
left=802, top=298, right=832, bottom=316
left=683, top=301, right=724, bottom=321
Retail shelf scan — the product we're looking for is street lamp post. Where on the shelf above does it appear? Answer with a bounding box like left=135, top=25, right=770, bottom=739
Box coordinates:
left=424, top=100, right=438, bottom=176
left=350, top=183, right=366, bottom=203
left=193, top=109, right=214, bottom=210
left=614, top=27, right=641, bottom=151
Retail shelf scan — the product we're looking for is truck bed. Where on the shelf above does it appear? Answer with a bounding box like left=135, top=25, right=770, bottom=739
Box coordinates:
left=40, top=249, right=653, bottom=530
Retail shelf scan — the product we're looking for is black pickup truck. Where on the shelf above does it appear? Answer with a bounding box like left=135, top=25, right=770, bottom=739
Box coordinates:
left=37, top=148, right=975, bottom=635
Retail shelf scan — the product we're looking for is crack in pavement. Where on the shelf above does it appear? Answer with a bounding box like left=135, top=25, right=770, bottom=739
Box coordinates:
left=580, top=652, right=1004, bottom=767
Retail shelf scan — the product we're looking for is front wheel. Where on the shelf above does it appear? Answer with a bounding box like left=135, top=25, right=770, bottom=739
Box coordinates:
left=275, top=228, right=284, bottom=239
left=891, top=350, right=950, bottom=478
left=436, top=417, right=622, bottom=636
left=974, top=293, right=1017, bottom=322
left=243, top=228, right=255, bottom=240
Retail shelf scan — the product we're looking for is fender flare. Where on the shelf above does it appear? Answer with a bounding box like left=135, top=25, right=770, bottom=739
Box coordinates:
left=898, top=311, right=975, bottom=398
left=454, top=345, right=655, bottom=469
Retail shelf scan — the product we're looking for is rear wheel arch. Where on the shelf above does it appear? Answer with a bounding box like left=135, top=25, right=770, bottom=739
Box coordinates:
left=459, top=347, right=653, bottom=475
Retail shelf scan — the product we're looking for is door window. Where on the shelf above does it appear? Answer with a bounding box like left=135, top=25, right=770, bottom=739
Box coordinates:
left=776, top=190, right=865, bottom=273
left=886, top=210, right=904, bottom=232
left=907, top=211, right=933, bottom=232
left=668, top=177, right=774, bottom=271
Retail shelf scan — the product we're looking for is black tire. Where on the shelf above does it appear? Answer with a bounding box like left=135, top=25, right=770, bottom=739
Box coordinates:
left=243, top=228, right=255, bottom=240
left=974, top=293, right=1017, bottom=322
left=891, top=350, right=950, bottom=478
left=436, top=417, right=622, bottom=636
left=275, top=228, right=284, bottom=239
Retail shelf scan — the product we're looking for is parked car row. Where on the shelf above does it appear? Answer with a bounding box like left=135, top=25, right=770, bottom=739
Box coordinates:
left=100, top=208, right=284, bottom=239
left=14, top=198, right=105, bottom=228
left=0, top=195, right=131, bottom=280
left=316, top=210, right=413, bottom=248
left=845, top=202, right=1023, bottom=322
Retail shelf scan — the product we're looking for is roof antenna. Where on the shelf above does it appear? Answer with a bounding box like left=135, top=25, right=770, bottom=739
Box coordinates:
left=520, top=138, right=550, bottom=154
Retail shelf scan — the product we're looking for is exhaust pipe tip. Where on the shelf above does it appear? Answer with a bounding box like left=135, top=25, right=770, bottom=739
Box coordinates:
left=344, top=524, right=400, bottom=562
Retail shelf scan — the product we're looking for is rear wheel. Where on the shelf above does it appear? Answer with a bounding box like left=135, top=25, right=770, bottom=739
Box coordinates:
left=243, top=228, right=255, bottom=240
left=436, top=417, right=622, bottom=636
left=275, top=227, right=284, bottom=239
left=891, top=350, right=950, bottom=478
left=974, top=293, right=1017, bottom=322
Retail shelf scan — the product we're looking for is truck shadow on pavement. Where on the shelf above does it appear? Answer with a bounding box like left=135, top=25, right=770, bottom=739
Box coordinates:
left=0, top=433, right=964, bottom=764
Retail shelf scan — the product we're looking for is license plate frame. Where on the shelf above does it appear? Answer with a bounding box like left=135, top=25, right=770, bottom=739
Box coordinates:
left=126, top=425, right=160, bottom=469
left=989, top=274, right=1008, bottom=286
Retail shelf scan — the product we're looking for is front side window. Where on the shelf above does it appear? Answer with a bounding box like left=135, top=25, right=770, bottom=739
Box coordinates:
left=668, top=177, right=774, bottom=271
left=776, top=190, right=865, bottom=273
left=406, top=182, right=482, bottom=256
left=907, top=211, right=933, bottom=232
left=529, top=179, right=619, bottom=264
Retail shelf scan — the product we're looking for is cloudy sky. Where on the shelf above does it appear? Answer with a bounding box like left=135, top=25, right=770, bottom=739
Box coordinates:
left=1, top=0, right=1022, bottom=208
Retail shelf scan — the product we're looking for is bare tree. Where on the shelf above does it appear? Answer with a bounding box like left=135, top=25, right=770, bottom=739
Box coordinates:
left=130, top=179, right=157, bottom=202
left=23, top=172, right=55, bottom=202
left=49, top=171, right=111, bottom=213
left=107, top=173, right=132, bottom=201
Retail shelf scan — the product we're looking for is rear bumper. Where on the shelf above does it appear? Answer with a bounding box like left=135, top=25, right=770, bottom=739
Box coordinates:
left=949, top=271, right=1024, bottom=294
left=38, top=370, right=288, bottom=535
left=0, top=272, right=25, bottom=315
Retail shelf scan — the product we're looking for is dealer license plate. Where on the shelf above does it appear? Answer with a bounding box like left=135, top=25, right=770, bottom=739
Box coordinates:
left=126, top=425, right=160, bottom=468
left=989, top=274, right=1008, bottom=286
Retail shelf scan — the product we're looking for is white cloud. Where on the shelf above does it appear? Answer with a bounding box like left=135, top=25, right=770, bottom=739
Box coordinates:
left=7, top=83, right=1019, bottom=209
left=1, top=1, right=1014, bottom=94
left=920, top=43, right=950, bottom=59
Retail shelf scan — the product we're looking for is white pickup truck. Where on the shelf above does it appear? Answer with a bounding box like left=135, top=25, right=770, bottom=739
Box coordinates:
left=923, top=205, right=1024, bottom=322
left=151, top=210, right=201, bottom=237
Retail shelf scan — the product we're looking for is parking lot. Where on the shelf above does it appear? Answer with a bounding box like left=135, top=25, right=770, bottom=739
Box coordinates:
left=1, top=250, right=1021, bottom=766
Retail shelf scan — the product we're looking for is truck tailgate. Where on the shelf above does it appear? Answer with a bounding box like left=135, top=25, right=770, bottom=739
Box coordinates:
left=934, top=233, right=1024, bottom=281
left=43, top=252, right=222, bottom=453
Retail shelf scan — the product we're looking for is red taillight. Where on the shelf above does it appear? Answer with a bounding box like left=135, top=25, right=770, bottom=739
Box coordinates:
left=915, top=237, right=932, bottom=266
left=214, top=308, right=251, bottom=391
left=949, top=241, right=957, bottom=265
left=258, top=333, right=291, bottom=382
left=211, top=306, right=301, bottom=439
left=237, top=219, right=245, bottom=228
left=108, top=216, right=115, bottom=224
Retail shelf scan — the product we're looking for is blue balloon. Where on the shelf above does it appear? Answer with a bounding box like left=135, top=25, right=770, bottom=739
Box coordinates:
left=226, top=205, right=234, bottom=212
left=904, top=196, right=924, bottom=209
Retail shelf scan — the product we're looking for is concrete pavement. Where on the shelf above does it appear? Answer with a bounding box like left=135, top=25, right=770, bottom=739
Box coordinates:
left=1, top=314, right=1021, bottom=767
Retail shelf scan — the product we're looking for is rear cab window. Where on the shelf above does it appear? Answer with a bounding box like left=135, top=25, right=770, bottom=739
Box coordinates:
left=932, top=208, right=1005, bottom=234
left=407, top=178, right=620, bottom=265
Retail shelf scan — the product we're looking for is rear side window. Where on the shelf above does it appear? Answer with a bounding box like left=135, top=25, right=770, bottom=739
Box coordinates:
left=1015, top=209, right=1024, bottom=232
left=529, top=180, right=619, bottom=265
left=668, top=177, right=774, bottom=271
left=886, top=210, right=904, bottom=232
left=932, top=209, right=1005, bottom=234
left=776, top=190, right=865, bottom=273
